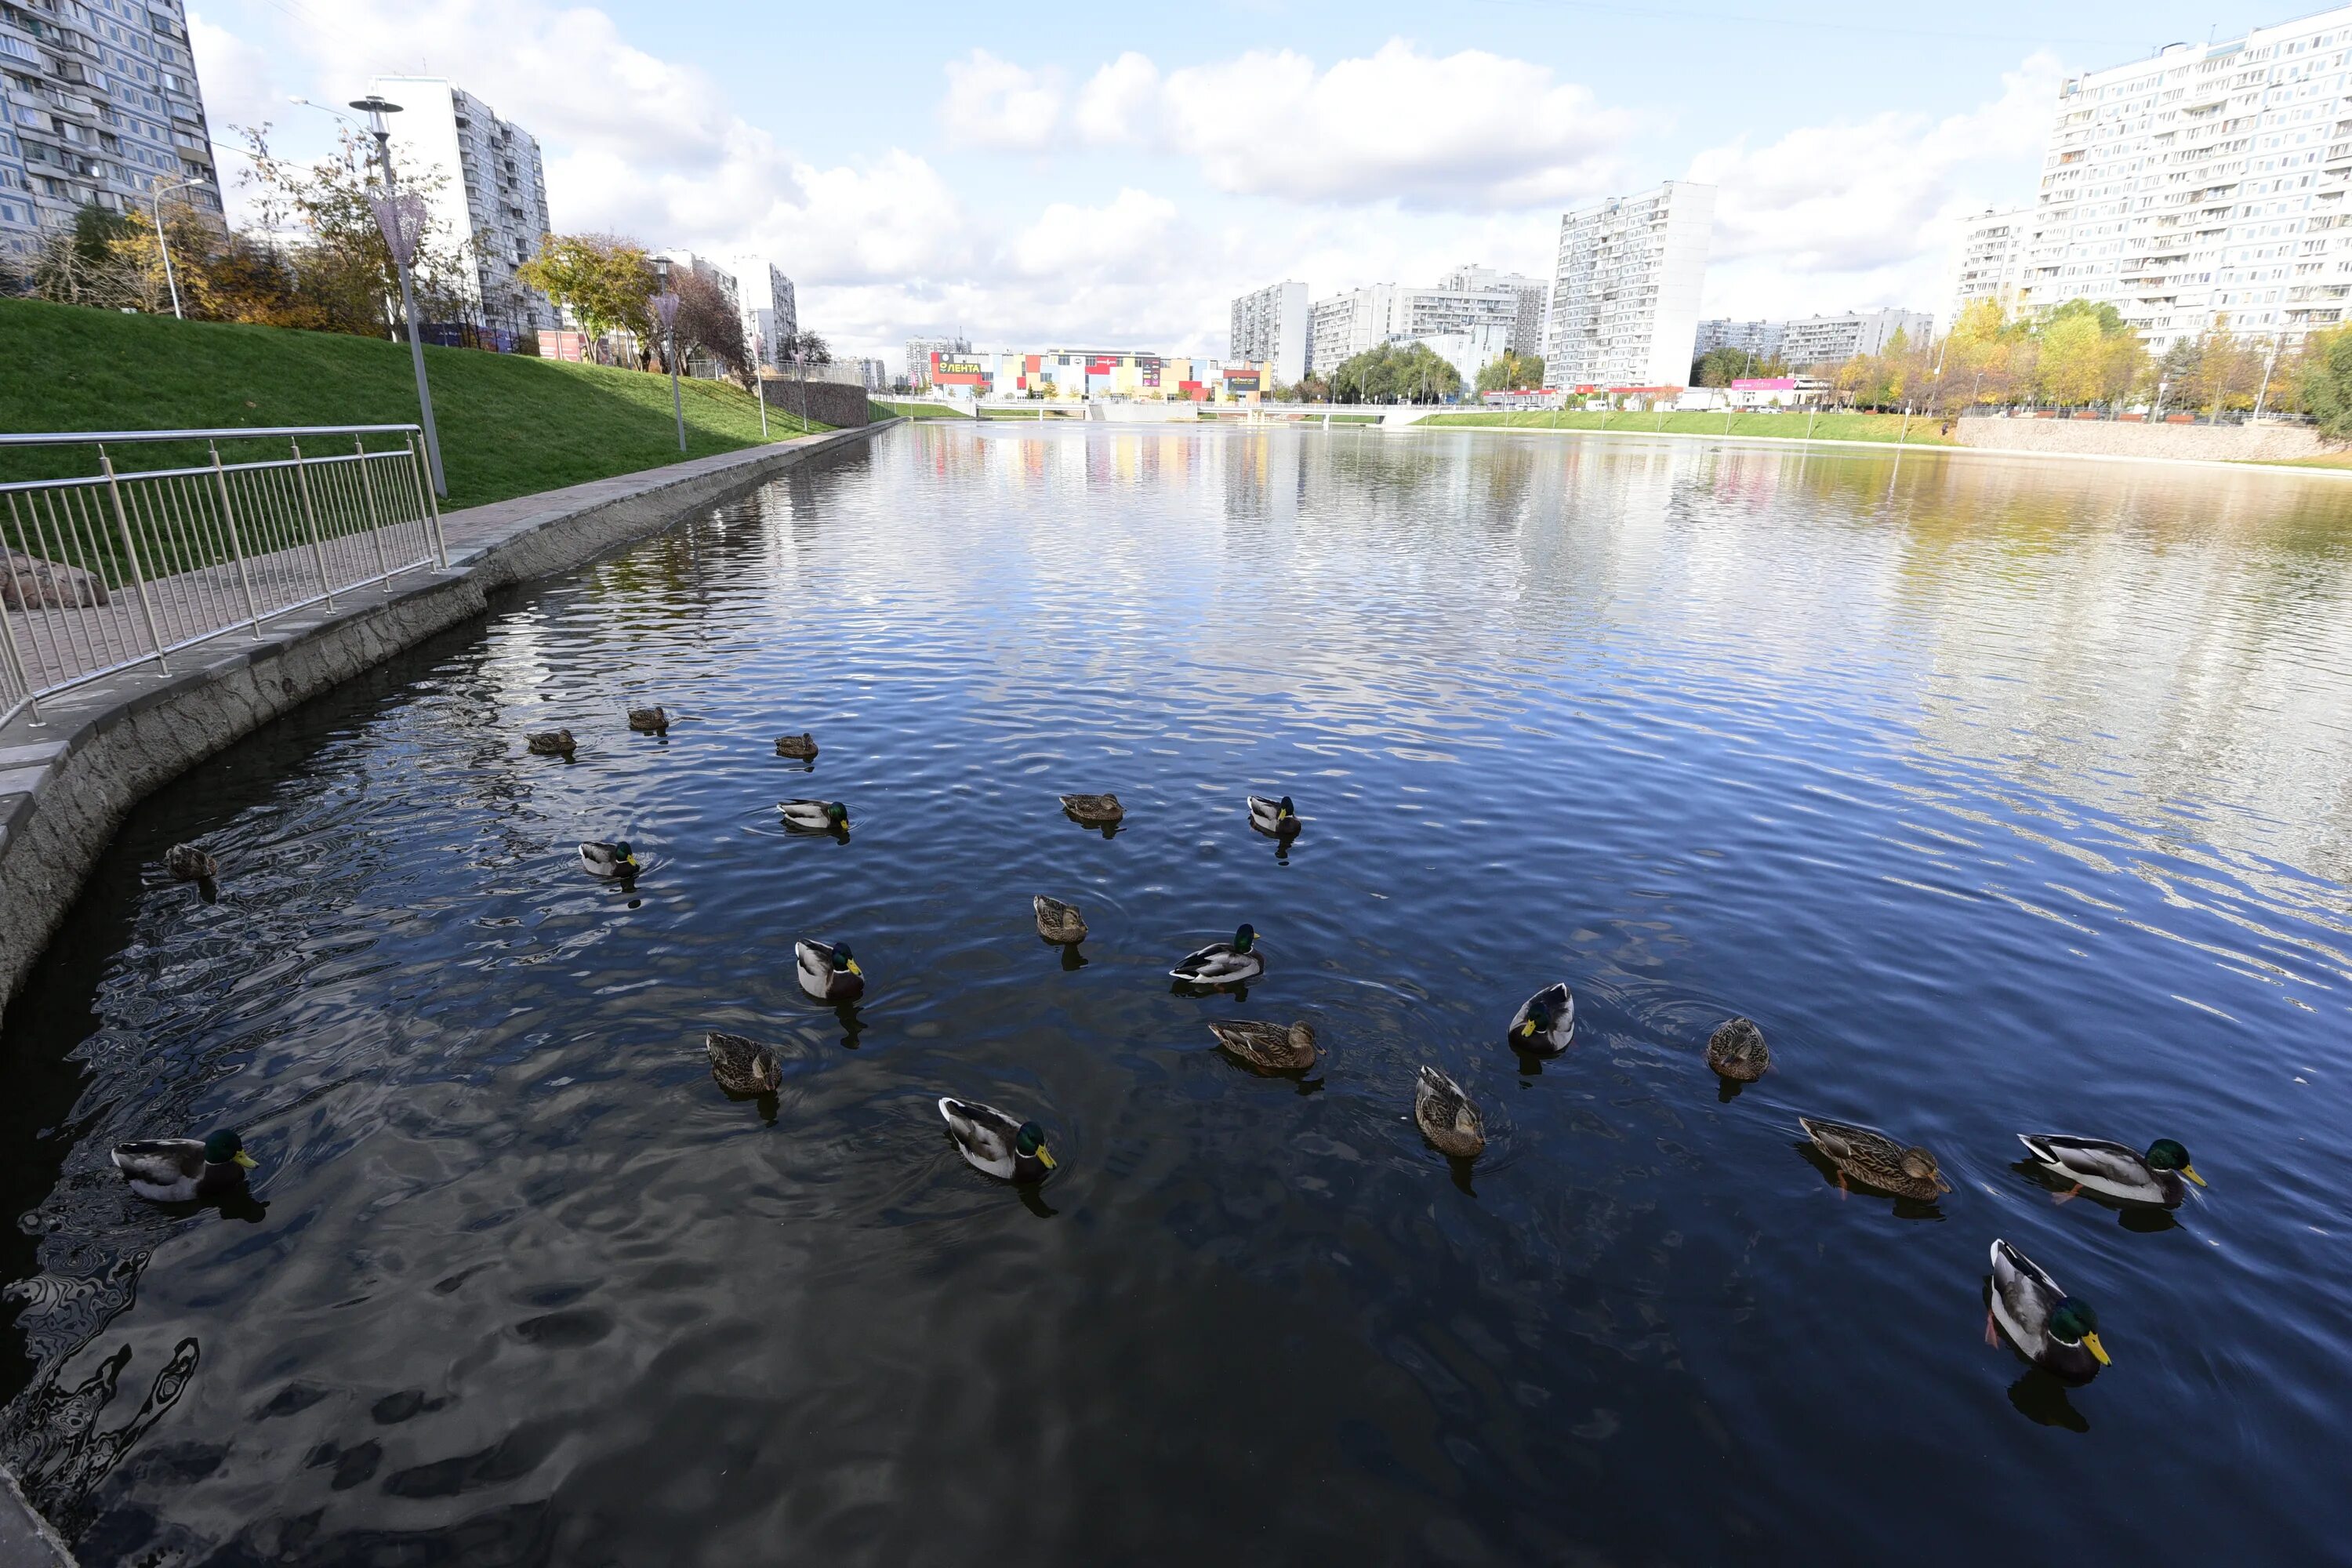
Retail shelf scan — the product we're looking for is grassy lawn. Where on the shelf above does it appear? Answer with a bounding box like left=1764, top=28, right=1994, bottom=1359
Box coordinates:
left=1420, top=408, right=1956, bottom=445
left=0, top=298, right=822, bottom=509
left=870, top=400, right=973, bottom=420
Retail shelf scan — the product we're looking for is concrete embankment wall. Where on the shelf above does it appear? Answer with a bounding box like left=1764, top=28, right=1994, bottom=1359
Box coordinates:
left=1952, top=416, right=2339, bottom=463
left=760, top=378, right=874, bottom=428
left=0, top=425, right=891, bottom=1022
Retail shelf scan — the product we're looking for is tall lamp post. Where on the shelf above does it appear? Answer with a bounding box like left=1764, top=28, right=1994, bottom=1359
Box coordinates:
left=752, top=331, right=771, bottom=440
left=352, top=93, right=448, bottom=497
left=147, top=175, right=201, bottom=318
left=653, top=258, right=685, bottom=452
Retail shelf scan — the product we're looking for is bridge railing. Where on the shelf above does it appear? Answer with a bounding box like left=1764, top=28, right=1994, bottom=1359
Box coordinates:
left=0, top=426, right=446, bottom=728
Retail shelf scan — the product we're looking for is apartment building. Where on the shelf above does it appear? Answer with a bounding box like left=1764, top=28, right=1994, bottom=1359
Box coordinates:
left=1229, top=280, right=1308, bottom=387
left=372, top=77, right=555, bottom=332
left=1777, top=309, right=1934, bottom=365
left=1545, top=181, right=1716, bottom=387
left=905, top=334, right=972, bottom=389
left=1306, top=274, right=1533, bottom=374
left=727, top=258, right=797, bottom=366
left=1947, top=205, right=2032, bottom=325
left=2020, top=13, right=2352, bottom=347
left=1439, top=263, right=1551, bottom=357
left=1693, top=318, right=1788, bottom=361
left=0, top=0, right=223, bottom=260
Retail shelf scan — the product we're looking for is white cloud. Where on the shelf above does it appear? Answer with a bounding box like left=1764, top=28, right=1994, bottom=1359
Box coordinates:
left=1160, top=42, right=1635, bottom=208
left=1011, top=187, right=1179, bottom=277
left=1074, top=52, right=1159, bottom=145
left=1688, top=53, right=2062, bottom=318
left=937, top=49, right=1065, bottom=151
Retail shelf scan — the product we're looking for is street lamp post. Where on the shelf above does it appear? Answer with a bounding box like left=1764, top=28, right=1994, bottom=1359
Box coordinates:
left=147, top=176, right=201, bottom=318
left=752, top=332, right=771, bottom=440
left=351, top=94, right=448, bottom=498
left=653, top=259, right=685, bottom=453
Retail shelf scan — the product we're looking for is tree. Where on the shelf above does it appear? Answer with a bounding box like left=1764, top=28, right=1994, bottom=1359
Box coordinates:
left=1330, top=342, right=1461, bottom=404
left=2296, top=325, right=2352, bottom=438
left=235, top=125, right=474, bottom=338
left=2187, top=317, right=2256, bottom=421
left=517, top=234, right=655, bottom=348
left=1477, top=348, right=1546, bottom=393
left=1691, top=346, right=1763, bottom=387
left=671, top=267, right=749, bottom=384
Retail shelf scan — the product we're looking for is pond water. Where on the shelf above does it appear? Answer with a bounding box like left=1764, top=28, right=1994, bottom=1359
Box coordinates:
left=4, top=425, right=2350, bottom=1566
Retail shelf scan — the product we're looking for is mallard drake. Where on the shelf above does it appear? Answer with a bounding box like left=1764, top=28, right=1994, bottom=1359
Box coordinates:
left=1507, top=982, right=1575, bottom=1054
left=527, top=728, right=575, bottom=757
left=938, top=1097, right=1058, bottom=1183
left=779, top=799, right=850, bottom=833
left=775, top=731, right=818, bottom=760
left=2018, top=1134, right=2204, bottom=1208
left=1060, top=793, right=1123, bottom=826
left=706, top=1031, right=782, bottom=1094
left=1706, top=1017, right=1770, bottom=1081
left=1208, top=1019, right=1318, bottom=1072
left=579, top=840, right=638, bottom=879
left=164, top=843, right=218, bottom=882
left=1799, top=1116, right=1951, bottom=1200
left=111, top=1130, right=257, bottom=1203
left=1033, top=895, right=1089, bottom=944
left=1171, top=924, right=1262, bottom=985
left=628, top=706, right=670, bottom=734
left=1247, top=795, right=1301, bottom=837
left=1414, top=1065, right=1486, bottom=1158
left=797, top=938, right=864, bottom=1003
left=1988, top=1239, right=2111, bottom=1383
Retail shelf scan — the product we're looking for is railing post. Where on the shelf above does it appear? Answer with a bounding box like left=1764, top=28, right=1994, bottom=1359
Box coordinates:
left=209, top=441, right=264, bottom=637
left=354, top=437, right=394, bottom=580
left=408, top=434, right=448, bottom=568
left=0, top=576, right=40, bottom=724
left=289, top=438, right=336, bottom=609
left=98, top=445, right=169, bottom=673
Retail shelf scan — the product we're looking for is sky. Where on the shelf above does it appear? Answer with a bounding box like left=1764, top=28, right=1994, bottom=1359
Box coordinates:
left=184, top=0, right=2280, bottom=368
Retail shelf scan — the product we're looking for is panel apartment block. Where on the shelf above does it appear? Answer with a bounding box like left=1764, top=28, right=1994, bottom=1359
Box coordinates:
left=1544, top=181, right=1715, bottom=388
left=0, top=0, right=222, bottom=260
left=1230, top=280, right=1307, bottom=386
left=374, top=76, right=556, bottom=333
left=2020, top=12, right=2352, bottom=347
left=1947, top=205, right=2031, bottom=325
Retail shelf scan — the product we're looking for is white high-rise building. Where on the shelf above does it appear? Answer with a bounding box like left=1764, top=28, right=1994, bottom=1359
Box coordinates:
left=727, top=259, right=797, bottom=368
left=1439, top=263, right=1552, bottom=357
left=1544, top=181, right=1715, bottom=387
left=1306, top=274, right=1534, bottom=375
left=1230, top=281, right=1308, bottom=387
left=2020, top=15, right=2352, bottom=349
left=1947, top=206, right=2032, bottom=327
left=1776, top=310, right=1935, bottom=366
left=905, top=335, right=972, bottom=389
left=1308, top=285, right=1397, bottom=373
left=372, top=77, right=555, bottom=333
left=0, top=0, right=223, bottom=261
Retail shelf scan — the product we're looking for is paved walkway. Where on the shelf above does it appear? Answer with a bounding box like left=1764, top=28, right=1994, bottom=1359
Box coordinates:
left=2, top=435, right=851, bottom=709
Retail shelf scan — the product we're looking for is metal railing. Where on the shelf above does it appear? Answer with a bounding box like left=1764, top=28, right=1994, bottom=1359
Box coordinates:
left=0, top=426, right=447, bottom=728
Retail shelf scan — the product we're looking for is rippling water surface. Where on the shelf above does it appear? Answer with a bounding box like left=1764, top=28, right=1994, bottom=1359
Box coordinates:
left=5, top=426, right=2352, bottom=1565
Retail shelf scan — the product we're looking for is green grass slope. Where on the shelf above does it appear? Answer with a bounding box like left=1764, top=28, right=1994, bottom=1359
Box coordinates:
left=0, top=298, right=822, bottom=507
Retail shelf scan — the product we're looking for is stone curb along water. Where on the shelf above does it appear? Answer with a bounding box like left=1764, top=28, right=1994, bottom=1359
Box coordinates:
left=0, top=423, right=892, bottom=1020
left=0, top=422, right=894, bottom=1565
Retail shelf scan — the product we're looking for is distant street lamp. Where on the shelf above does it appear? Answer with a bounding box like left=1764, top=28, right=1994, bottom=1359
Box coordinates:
left=352, top=93, right=448, bottom=498
left=147, top=175, right=201, bottom=318
left=652, top=260, right=685, bottom=452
